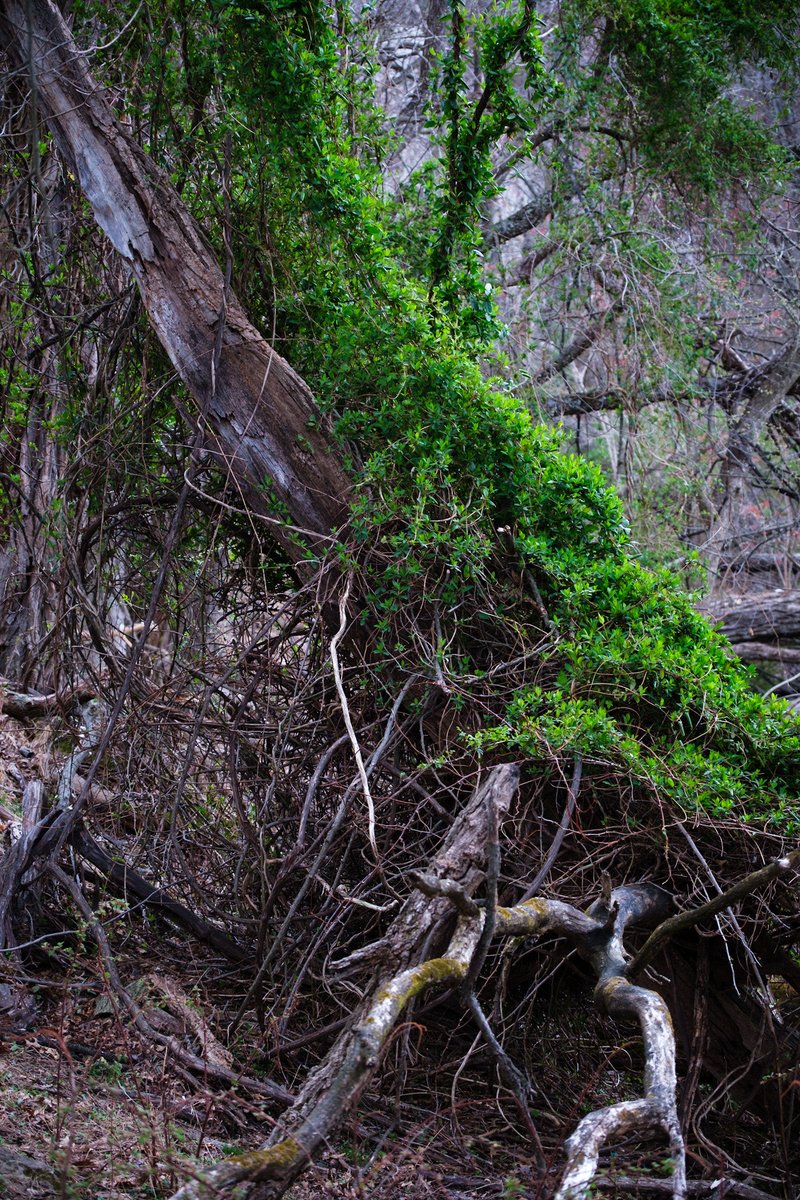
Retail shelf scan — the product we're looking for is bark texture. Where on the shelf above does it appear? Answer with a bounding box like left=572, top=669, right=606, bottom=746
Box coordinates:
left=703, top=589, right=800, bottom=642
left=1, top=0, right=352, bottom=554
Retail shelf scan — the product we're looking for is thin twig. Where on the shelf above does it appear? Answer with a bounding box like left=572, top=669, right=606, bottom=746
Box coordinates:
left=522, top=754, right=582, bottom=900
left=329, top=573, right=378, bottom=862
left=461, top=775, right=545, bottom=1165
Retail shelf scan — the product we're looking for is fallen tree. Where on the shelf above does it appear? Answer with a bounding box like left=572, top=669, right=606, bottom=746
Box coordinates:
left=703, top=590, right=800, bottom=644
left=1, top=3, right=799, bottom=1199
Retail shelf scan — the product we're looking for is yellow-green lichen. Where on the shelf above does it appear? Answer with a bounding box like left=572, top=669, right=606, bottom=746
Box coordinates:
left=370, top=957, right=461, bottom=1017
left=496, top=898, right=548, bottom=929
left=408, top=956, right=461, bottom=993
left=228, top=1136, right=303, bottom=1173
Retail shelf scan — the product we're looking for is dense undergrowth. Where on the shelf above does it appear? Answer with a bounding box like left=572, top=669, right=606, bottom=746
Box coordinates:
left=93, top=0, right=800, bottom=834
left=2, top=4, right=800, bottom=1196
left=0, top=0, right=776, bottom=841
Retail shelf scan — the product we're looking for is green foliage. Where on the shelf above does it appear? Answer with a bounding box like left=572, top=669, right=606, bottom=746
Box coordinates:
left=471, top=559, right=800, bottom=831
left=17, top=0, right=800, bottom=833
left=560, top=0, right=796, bottom=192
left=427, top=0, right=554, bottom=327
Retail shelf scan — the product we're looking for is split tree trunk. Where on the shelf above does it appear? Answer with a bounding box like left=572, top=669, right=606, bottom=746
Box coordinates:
left=0, top=0, right=352, bottom=559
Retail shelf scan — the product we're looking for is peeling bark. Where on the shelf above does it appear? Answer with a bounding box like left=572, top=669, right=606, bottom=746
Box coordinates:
left=1, top=0, right=351, bottom=555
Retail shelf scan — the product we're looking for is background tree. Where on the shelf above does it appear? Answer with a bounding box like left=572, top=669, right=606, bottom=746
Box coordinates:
left=374, top=0, right=800, bottom=662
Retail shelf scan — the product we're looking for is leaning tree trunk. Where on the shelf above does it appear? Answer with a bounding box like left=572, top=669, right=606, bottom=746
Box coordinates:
left=0, top=0, right=352, bottom=561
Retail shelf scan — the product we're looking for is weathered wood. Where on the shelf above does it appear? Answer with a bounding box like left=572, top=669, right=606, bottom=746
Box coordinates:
left=0, top=680, right=95, bottom=719
left=165, top=808, right=798, bottom=1200
left=702, top=590, right=800, bottom=642
left=729, top=641, right=800, bottom=663
left=267, top=765, right=520, bottom=1138
left=73, top=830, right=248, bottom=962
left=168, top=845, right=686, bottom=1200
left=168, top=764, right=520, bottom=1200
left=1, top=0, right=351, bottom=555
left=705, top=338, right=800, bottom=587
left=0, top=780, right=45, bottom=1019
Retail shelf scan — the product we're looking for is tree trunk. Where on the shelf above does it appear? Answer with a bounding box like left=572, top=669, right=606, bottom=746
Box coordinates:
left=0, top=134, right=67, bottom=686
left=702, top=589, right=800, bottom=643
left=0, top=0, right=352, bottom=560
left=706, top=341, right=800, bottom=592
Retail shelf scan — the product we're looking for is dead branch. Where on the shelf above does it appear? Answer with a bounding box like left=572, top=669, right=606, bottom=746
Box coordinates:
left=0, top=780, right=44, bottom=1019
left=0, top=680, right=95, bottom=718
left=521, top=753, right=582, bottom=899
left=50, top=865, right=293, bottom=1105
left=168, top=765, right=520, bottom=1199
left=168, top=841, right=685, bottom=1200
left=72, top=829, right=248, bottom=962
left=406, top=871, right=479, bottom=916
left=702, top=590, right=800, bottom=642
left=626, top=849, right=800, bottom=980
left=729, top=641, right=800, bottom=663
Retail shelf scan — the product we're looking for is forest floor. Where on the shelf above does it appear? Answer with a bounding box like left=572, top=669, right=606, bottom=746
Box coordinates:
left=0, top=708, right=225, bottom=1200
left=0, top=1021, right=539, bottom=1199
left=2, top=706, right=790, bottom=1199
left=0, top=707, right=538, bottom=1200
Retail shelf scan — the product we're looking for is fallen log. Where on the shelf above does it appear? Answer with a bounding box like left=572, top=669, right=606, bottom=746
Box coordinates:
left=167, top=766, right=687, bottom=1200
left=703, top=590, right=800, bottom=642
left=729, top=641, right=800, bottom=663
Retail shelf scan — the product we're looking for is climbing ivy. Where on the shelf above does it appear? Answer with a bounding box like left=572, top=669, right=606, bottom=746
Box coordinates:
left=45, top=0, right=800, bottom=830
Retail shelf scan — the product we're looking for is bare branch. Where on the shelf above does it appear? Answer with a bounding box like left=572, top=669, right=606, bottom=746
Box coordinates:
left=626, top=849, right=800, bottom=980
left=408, top=871, right=479, bottom=916
left=487, top=188, right=556, bottom=244
left=521, top=754, right=582, bottom=899
left=0, top=680, right=95, bottom=718
left=169, top=875, right=684, bottom=1200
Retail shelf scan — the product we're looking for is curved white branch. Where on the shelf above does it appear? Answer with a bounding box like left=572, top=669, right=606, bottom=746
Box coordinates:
left=329, top=574, right=379, bottom=861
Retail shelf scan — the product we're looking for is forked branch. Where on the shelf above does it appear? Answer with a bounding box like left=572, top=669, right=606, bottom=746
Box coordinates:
left=626, top=847, right=800, bottom=980
left=169, top=819, right=684, bottom=1200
